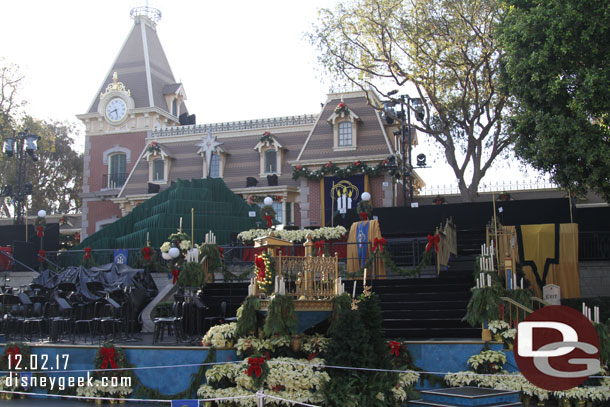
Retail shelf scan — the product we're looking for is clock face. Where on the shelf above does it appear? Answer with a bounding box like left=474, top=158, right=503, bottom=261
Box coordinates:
left=105, top=97, right=127, bottom=122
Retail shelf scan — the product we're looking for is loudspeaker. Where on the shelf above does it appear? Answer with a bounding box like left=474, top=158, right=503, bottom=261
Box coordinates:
left=246, top=177, right=258, bottom=187
left=266, top=174, right=278, bottom=186
left=148, top=183, right=161, bottom=194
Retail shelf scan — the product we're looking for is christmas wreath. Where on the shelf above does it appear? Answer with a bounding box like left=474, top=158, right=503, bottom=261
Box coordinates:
left=334, top=102, right=349, bottom=114
left=146, top=141, right=162, bottom=155
left=253, top=252, right=274, bottom=294
left=260, top=205, right=276, bottom=228
left=259, top=131, right=274, bottom=145
left=357, top=199, right=373, bottom=220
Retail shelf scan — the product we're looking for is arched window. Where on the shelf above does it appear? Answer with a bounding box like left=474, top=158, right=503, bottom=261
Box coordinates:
left=108, top=153, right=127, bottom=189
left=338, top=121, right=353, bottom=146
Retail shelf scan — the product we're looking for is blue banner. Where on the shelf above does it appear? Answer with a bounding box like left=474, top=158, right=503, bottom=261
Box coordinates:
left=113, top=249, right=128, bottom=265
left=171, top=400, right=199, bottom=407
left=357, top=220, right=370, bottom=267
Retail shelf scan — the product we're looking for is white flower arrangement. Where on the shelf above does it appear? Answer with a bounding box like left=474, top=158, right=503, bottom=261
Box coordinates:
left=201, top=322, right=238, bottom=348
left=391, top=371, right=420, bottom=402
left=198, top=357, right=330, bottom=406
left=237, top=226, right=347, bottom=243
left=160, top=242, right=171, bottom=253
left=467, top=350, right=507, bottom=371
left=488, top=320, right=510, bottom=334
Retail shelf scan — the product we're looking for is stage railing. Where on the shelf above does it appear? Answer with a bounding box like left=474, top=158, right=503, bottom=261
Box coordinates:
left=38, top=237, right=435, bottom=281
left=579, top=231, right=610, bottom=261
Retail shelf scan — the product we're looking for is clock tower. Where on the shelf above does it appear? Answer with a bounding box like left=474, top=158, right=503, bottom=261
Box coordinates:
left=77, top=6, right=188, bottom=239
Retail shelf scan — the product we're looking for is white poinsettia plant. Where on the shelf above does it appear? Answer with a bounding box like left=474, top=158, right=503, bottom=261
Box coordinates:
left=467, top=350, right=506, bottom=371
left=198, top=357, right=330, bottom=407
left=237, top=226, right=347, bottom=243
left=201, top=322, right=237, bottom=348
left=488, top=320, right=510, bottom=335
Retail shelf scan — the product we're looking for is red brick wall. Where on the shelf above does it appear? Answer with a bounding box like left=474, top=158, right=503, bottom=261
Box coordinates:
left=87, top=132, right=148, bottom=192
left=86, top=200, right=123, bottom=236
left=369, top=176, right=385, bottom=208
left=307, top=179, right=322, bottom=226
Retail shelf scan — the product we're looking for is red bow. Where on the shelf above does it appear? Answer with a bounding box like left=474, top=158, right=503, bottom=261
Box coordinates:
left=84, top=247, right=92, bottom=260
left=255, top=256, right=266, bottom=281
left=245, top=357, right=265, bottom=378
left=218, top=246, right=224, bottom=259
left=360, top=212, right=368, bottom=221
left=264, top=215, right=273, bottom=228
left=36, top=226, right=44, bottom=238
left=389, top=341, right=401, bottom=357
left=100, top=347, right=118, bottom=369
left=172, top=268, right=180, bottom=284
left=314, top=240, right=326, bottom=256
left=426, top=234, right=440, bottom=253
left=6, top=346, right=20, bottom=369
left=142, top=247, right=152, bottom=261
left=372, top=237, right=386, bottom=253
left=38, top=249, right=46, bottom=263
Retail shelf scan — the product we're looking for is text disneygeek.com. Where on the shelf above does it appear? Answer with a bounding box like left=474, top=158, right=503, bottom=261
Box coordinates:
left=4, top=373, right=132, bottom=392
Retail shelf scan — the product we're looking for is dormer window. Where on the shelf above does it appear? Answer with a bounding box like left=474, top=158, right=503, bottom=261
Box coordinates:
left=254, top=131, right=285, bottom=176
left=152, top=158, right=165, bottom=181
left=264, top=150, right=277, bottom=173
left=209, top=152, right=221, bottom=178
left=338, top=121, right=353, bottom=146
left=144, top=142, right=171, bottom=184
left=328, top=102, right=360, bottom=151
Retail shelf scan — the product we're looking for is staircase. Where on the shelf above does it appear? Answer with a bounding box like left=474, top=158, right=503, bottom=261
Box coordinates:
left=373, top=255, right=480, bottom=339
left=198, top=281, right=249, bottom=318
left=198, top=256, right=479, bottom=340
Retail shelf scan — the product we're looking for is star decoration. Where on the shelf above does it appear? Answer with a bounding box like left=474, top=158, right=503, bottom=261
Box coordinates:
left=196, top=130, right=223, bottom=171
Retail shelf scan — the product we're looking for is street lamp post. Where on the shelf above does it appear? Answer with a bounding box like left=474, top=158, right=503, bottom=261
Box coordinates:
left=2, top=129, right=40, bottom=224
left=384, top=93, right=425, bottom=207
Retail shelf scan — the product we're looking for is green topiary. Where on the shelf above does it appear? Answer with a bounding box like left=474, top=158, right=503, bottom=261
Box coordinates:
left=236, top=296, right=261, bottom=337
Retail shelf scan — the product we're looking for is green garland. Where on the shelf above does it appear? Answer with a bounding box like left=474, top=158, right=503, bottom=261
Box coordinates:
left=136, top=246, right=167, bottom=273
left=595, top=322, right=610, bottom=367
left=358, top=243, right=435, bottom=278
left=259, top=131, right=274, bottom=144
left=263, top=295, right=297, bottom=337
left=292, top=159, right=397, bottom=181
left=236, top=296, right=261, bottom=337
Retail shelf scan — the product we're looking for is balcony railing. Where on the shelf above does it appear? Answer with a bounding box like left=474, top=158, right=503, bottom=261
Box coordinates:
left=102, top=172, right=127, bottom=190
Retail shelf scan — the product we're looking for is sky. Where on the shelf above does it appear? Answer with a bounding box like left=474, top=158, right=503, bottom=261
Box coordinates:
left=1, top=0, right=548, bottom=192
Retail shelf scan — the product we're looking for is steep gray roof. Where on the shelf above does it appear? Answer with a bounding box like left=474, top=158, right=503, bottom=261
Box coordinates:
left=87, top=16, right=186, bottom=115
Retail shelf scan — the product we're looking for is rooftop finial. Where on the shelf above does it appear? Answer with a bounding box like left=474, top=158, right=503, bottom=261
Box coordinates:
left=130, top=6, right=162, bottom=26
